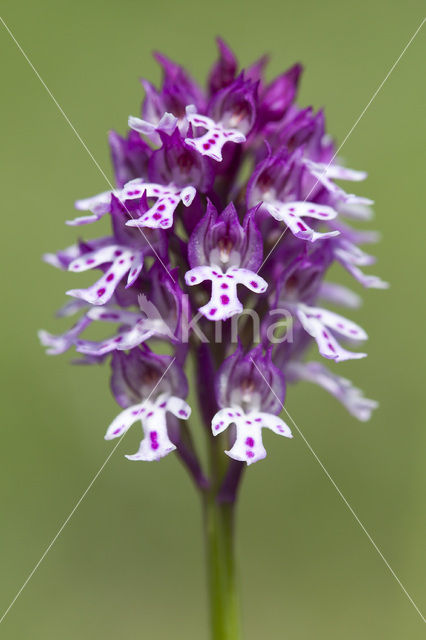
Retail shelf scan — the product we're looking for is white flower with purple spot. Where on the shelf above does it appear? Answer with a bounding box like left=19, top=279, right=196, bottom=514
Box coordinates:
left=262, top=200, right=340, bottom=242
left=296, top=303, right=368, bottom=362
left=212, top=406, right=292, bottom=465
left=185, top=265, right=267, bottom=321
left=184, top=105, right=246, bottom=162
left=105, top=393, right=191, bottom=461
left=66, top=244, right=144, bottom=305
left=70, top=179, right=195, bottom=229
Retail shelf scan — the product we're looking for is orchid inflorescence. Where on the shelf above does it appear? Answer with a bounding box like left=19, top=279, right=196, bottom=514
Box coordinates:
left=40, top=40, right=386, bottom=479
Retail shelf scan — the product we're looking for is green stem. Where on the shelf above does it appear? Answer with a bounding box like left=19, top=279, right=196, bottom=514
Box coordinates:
left=203, top=494, right=240, bottom=640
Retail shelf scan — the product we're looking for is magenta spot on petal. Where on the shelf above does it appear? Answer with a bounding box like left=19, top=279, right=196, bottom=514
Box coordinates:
left=97, top=288, right=106, bottom=297
left=132, top=410, right=139, bottom=415
left=190, top=276, right=196, bottom=282
left=153, top=212, right=162, bottom=220
left=114, top=250, right=123, bottom=257
left=297, top=222, right=306, bottom=231
left=106, top=273, right=114, bottom=282
left=113, top=427, right=121, bottom=435
left=226, top=274, right=234, bottom=279
left=150, top=430, right=159, bottom=450
left=147, top=411, right=154, bottom=418
left=246, top=437, right=254, bottom=447
left=203, top=143, right=211, bottom=150
left=212, top=271, right=218, bottom=276
left=228, top=412, right=233, bottom=417
left=214, top=424, right=220, bottom=430
left=159, top=401, right=167, bottom=408
left=86, top=258, right=95, bottom=264
left=308, top=208, right=315, bottom=213
left=319, top=212, right=328, bottom=217
left=250, top=280, right=258, bottom=288
left=246, top=450, right=255, bottom=458
left=213, top=133, right=219, bottom=138
left=221, top=283, right=229, bottom=289
left=221, top=294, right=230, bottom=305
left=153, top=188, right=160, bottom=194
left=179, top=409, right=187, bottom=417
left=217, top=274, right=223, bottom=278
left=289, top=207, right=295, bottom=212
left=208, top=138, right=215, bottom=144
left=350, top=329, right=358, bottom=335
left=246, top=420, right=252, bottom=425
left=327, top=342, right=336, bottom=353
left=209, top=308, right=217, bottom=316
left=322, top=331, right=328, bottom=338
left=114, top=336, right=123, bottom=343
left=255, top=417, right=262, bottom=422
left=337, top=323, right=344, bottom=329
left=158, top=204, right=166, bottom=211
left=236, top=412, right=241, bottom=417
left=118, top=259, right=125, bottom=264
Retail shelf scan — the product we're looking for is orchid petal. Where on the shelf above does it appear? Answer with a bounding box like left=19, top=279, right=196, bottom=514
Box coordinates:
left=264, top=201, right=340, bottom=243
left=288, top=361, right=378, bottom=421
left=297, top=308, right=367, bottom=362
left=66, top=251, right=135, bottom=305
left=185, top=106, right=246, bottom=162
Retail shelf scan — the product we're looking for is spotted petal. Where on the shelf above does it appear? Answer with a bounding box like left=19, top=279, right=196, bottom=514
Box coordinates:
left=185, top=106, right=246, bottom=162
left=125, top=183, right=196, bottom=229
left=185, top=265, right=267, bottom=321
left=38, top=314, right=92, bottom=355
left=66, top=250, right=135, bottom=305
left=128, top=112, right=178, bottom=144
left=288, top=361, right=378, bottom=421
left=304, top=159, right=373, bottom=205
left=297, top=304, right=367, bottom=341
left=105, top=402, right=146, bottom=440
left=264, top=201, right=340, bottom=242
left=335, top=244, right=389, bottom=289
left=211, top=407, right=292, bottom=465
left=297, top=306, right=367, bottom=362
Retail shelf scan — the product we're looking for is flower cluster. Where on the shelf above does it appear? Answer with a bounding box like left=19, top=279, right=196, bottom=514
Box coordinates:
left=40, top=40, right=386, bottom=471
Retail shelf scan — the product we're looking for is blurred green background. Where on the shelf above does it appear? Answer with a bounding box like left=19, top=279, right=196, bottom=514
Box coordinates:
left=1, top=1, right=425, bottom=638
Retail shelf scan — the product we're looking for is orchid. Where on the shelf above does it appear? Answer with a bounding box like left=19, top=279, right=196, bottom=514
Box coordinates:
left=40, top=40, right=386, bottom=640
